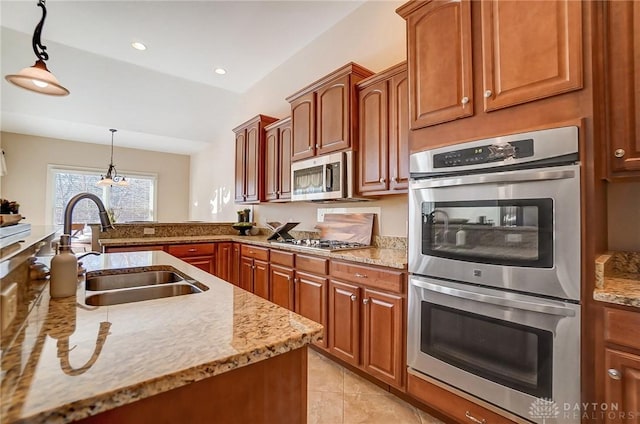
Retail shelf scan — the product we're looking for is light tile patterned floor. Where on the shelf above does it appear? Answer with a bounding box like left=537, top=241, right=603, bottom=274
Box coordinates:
left=307, top=349, right=445, bottom=424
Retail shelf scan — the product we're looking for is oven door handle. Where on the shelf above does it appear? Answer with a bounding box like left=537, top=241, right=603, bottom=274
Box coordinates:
left=411, top=278, right=576, bottom=317
left=410, top=169, right=576, bottom=189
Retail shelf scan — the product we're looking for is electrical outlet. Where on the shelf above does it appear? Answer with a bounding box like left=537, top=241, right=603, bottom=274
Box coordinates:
left=143, top=227, right=155, bottom=235
left=1, top=282, right=18, bottom=331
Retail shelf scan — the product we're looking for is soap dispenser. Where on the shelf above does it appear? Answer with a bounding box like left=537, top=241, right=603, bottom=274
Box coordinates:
left=455, top=226, right=467, bottom=247
left=50, top=235, right=78, bottom=298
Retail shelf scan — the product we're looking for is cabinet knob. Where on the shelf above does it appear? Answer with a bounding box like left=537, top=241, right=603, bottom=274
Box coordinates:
left=379, top=178, right=385, bottom=184
left=287, top=276, right=291, bottom=281
left=355, top=273, right=368, bottom=279
left=465, top=411, right=486, bottom=424
left=392, top=177, right=397, bottom=182
left=461, top=96, right=469, bottom=105
left=363, top=298, right=369, bottom=305
left=308, top=146, right=312, bottom=151
left=484, top=90, right=492, bottom=98
left=608, top=368, right=622, bottom=380
left=614, top=149, right=626, bottom=158
left=315, top=144, right=319, bottom=149
left=350, top=294, right=357, bottom=301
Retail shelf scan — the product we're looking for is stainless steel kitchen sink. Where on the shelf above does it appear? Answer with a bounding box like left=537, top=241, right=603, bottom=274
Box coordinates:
left=85, top=283, right=203, bottom=306
left=84, top=267, right=208, bottom=306
left=86, top=270, right=185, bottom=291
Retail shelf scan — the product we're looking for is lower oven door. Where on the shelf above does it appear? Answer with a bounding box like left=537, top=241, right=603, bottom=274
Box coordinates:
left=408, top=275, right=580, bottom=423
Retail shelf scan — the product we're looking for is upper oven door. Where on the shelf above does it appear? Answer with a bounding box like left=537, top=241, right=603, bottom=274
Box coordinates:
left=409, top=164, right=580, bottom=301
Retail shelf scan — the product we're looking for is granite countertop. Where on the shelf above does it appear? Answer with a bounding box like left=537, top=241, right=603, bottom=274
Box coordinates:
left=1, top=251, right=323, bottom=424
left=594, top=251, right=640, bottom=308
left=100, top=235, right=408, bottom=270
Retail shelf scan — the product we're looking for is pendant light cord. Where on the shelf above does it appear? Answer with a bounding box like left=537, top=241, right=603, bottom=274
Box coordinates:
left=109, top=129, right=116, bottom=165
left=32, top=0, right=49, bottom=61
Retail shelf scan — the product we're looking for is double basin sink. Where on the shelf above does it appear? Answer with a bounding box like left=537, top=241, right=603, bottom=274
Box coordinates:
left=84, top=268, right=209, bottom=306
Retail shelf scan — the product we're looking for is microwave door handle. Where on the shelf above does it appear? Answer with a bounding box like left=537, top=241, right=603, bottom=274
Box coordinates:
left=411, top=278, right=576, bottom=317
left=410, top=169, right=576, bottom=189
left=325, top=165, right=332, bottom=192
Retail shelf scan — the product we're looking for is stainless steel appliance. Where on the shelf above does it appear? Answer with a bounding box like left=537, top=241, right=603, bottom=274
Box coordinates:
left=407, top=126, right=582, bottom=423
left=270, top=238, right=372, bottom=252
left=291, top=151, right=363, bottom=202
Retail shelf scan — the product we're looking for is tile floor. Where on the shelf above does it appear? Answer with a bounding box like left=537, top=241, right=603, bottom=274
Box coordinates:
left=307, top=349, right=445, bottom=424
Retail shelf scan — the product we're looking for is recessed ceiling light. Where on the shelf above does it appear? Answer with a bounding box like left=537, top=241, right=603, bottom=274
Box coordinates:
left=214, top=68, right=227, bottom=75
left=131, top=42, right=147, bottom=51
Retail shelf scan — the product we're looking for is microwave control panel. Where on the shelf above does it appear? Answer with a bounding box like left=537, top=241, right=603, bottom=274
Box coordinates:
left=433, top=139, right=534, bottom=168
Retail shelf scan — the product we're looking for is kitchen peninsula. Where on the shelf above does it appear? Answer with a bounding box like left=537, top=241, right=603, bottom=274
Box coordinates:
left=1, top=248, right=323, bottom=423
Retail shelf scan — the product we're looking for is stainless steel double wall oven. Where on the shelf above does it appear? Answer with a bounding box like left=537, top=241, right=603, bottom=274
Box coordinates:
left=407, top=126, right=581, bottom=423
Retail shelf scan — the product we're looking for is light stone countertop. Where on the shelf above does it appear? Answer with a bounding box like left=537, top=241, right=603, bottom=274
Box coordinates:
left=1, top=251, right=323, bottom=424
left=594, top=251, right=640, bottom=309
left=99, top=234, right=408, bottom=270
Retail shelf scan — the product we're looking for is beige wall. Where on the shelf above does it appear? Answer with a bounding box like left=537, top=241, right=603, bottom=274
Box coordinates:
left=0, top=132, right=190, bottom=225
left=189, top=0, right=408, bottom=234
left=607, top=182, right=640, bottom=251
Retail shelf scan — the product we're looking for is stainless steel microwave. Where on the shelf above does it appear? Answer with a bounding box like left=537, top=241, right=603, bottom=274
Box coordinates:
left=291, top=151, right=361, bottom=202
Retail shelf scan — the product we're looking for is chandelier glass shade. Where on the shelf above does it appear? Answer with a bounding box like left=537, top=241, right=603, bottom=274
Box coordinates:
left=4, top=0, right=70, bottom=96
left=97, top=129, right=128, bottom=187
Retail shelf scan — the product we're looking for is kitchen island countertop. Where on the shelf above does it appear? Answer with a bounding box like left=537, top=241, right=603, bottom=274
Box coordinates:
left=1, top=251, right=323, bottom=423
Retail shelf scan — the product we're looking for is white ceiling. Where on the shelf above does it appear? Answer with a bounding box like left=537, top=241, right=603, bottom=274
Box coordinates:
left=0, top=0, right=366, bottom=154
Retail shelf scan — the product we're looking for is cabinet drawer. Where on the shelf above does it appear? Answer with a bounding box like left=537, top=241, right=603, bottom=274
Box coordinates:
left=167, top=243, right=215, bottom=258
left=240, top=245, right=269, bottom=261
left=270, top=249, right=295, bottom=267
left=407, top=372, right=516, bottom=424
left=604, top=307, right=640, bottom=351
left=330, top=261, right=403, bottom=294
left=296, top=254, right=328, bottom=275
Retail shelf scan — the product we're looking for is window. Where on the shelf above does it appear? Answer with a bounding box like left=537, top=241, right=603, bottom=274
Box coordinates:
left=47, top=165, right=156, bottom=225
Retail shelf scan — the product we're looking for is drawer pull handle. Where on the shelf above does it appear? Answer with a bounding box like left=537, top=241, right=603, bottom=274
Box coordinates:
left=350, top=294, right=357, bottom=301
left=608, top=368, right=622, bottom=380
left=188, top=248, right=197, bottom=252
left=355, top=273, right=368, bottom=278
left=363, top=298, right=369, bottom=305
left=465, top=411, right=486, bottom=424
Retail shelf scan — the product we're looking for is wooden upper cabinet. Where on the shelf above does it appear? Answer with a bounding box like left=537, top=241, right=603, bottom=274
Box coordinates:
left=604, top=0, right=640, bottom=178
left=290, top=93, right=316, bottom=161
left=399, top=0, right=473, bottom=129
left=233, top=115, right=278, bottom=204
left=357, top=62, right=409, bottom=196
left=480, top=0, right=583, bottom=112
left=265, top=117, right=292, bottom=202
left=287, top=63, right=373, bottom=161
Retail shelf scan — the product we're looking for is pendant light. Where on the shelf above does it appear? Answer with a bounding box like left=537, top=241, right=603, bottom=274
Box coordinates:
left=5, top=0, right=70, bottom=96
left=97, top=129, right=128, bottom=187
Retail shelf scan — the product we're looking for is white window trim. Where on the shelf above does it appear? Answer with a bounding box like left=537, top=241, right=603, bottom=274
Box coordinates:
left=45, top=164, right=158, bottom=226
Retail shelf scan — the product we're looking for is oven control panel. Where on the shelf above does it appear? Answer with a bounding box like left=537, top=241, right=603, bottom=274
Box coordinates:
left=433, top=139, right=534, bottom=168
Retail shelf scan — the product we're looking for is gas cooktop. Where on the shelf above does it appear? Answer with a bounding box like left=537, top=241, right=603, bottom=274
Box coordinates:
left=270, top=239, right=373, bottom=252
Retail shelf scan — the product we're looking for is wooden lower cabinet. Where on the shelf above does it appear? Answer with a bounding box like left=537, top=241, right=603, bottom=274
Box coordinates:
left=294, top=271, right=328, bottom=348
left=328, top=280, right=360, bottom=366
left=270, top=264, right=294, bottom=310
left=252, top=260, right=270, bottom=299
left=604, top=348, right=640, bottom=424
left=230, top=243, right=241, bottom=286
left=215, top=242, right=233, bottom=281
left=166, top=243, right=216, bottom=275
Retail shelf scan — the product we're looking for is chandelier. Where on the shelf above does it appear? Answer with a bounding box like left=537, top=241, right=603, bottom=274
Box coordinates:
left=97, top=129, right=128, bottom=187
left=4, top=0, right=70, bottom=96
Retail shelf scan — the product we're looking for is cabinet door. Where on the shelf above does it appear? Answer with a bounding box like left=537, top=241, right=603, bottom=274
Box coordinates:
left=295, top=272, right=328, bottom=348
left=358, top=79, right=388, bottom=194
left=253, top=259, right=270, bottom=300
left=317, top=74, right=351, bottom=155
left=265, top=127, right=279, bottom=201
left=244, top=122, right=261, bottom=202
left=407, top=0, right=473, bottom=128
left=291, top=92, right=316, bottom=161
left=270, top=264, right=294, bottom=310
left=362, top=288, right=404, bottom=388
left=182, top=256, right=215, bottom=275
left=230, top=243, right=241, bottom=286
left=605, top=0, right=640, bottom=176
left=239, top=257, right=254, bottom=292
left=388, top=71, right=409, bottom=191
left=604, top=348, right=640, bottom=423
left=234, top=130, right=246, bottom=202
left=216, top=242, right=232, bottom=281
left=480, top=0, right=582, bottom=112
left=278, top=121, right=292, bottom=200
left=328, top=280, right=360, bottom=366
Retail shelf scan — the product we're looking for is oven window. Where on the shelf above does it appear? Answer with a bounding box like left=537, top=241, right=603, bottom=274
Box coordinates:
left=421, top=301, right=552, bottom=398
left=421, top=199, right=553, bottom=267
